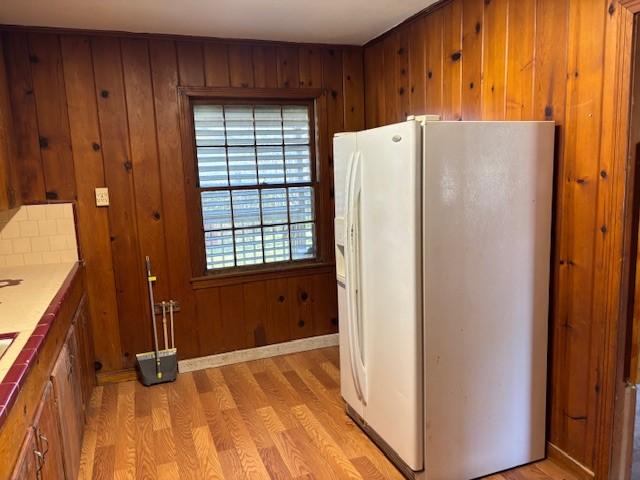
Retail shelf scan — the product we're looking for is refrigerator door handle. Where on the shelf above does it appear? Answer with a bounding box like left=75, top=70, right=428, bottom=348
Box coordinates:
left=345, top=152, right=364, bottom=402
left=346, top=152, right=367, bottom=403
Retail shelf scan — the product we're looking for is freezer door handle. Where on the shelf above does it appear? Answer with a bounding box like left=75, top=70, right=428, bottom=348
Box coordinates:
left=345, top=151, right=367, bottom=403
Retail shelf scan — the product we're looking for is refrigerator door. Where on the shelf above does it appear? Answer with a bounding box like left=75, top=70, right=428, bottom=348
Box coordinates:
left=357, top=121, right=424, bottom=471
left=333, top=132, right=364, bottom=419
left=423, top=121, right=554, bottom=479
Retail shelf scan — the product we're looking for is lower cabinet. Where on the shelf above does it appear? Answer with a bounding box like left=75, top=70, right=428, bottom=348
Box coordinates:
left=51, top=327, right=84, bottom=480
left=8, top=293, right=96, bottom=479
left=11, top=382, right=66, bottom=480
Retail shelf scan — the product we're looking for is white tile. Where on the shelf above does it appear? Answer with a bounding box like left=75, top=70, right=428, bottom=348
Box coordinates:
left=60, top=203, right=74, bottom=219
left=19, top=221, right=39, bottom=238
left=45, top=204, right=65, bottom=220
left=11, top=207, right=28, bottom=221
left=0, top=239, right=11, bottom=255
left=11, top=238, right=31, bottom=254
left=38, top=219, right=58, bottom=236
left=59, top=250, right=78, bottom=262
left=23, top=252, right=44, bottom=265
left=0, top=256, right=6, bottom=267
left=56, top=218, right=74, bottom=235
left=30, top=237, right=50, bottom=253
left=0, top=222, right=20, bottom=239
left=41, top=251, right=61, bottom=264
left=26, top=205, right=47, bottom=221
left=49, top=235, right=67, bottom=252
left=5, top=255, right=25, bottom=266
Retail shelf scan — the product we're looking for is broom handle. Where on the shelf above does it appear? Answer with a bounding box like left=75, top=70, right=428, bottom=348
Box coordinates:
left=170, top=300, right=175, bottom=349
left=145, top=257, right=161, bottom=378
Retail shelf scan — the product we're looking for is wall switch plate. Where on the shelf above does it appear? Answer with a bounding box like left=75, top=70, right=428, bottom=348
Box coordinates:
left=95, top=187, right=110, bottom=207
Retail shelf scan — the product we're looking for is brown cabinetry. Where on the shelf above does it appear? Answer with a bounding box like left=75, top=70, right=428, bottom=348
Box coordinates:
left=10, top=383, right=66, bottom=480
left=10, top=429, right=38, bottom=480
left=4, top=277, right=96, bottom=480
left=51, top=325, right=85, bottom=480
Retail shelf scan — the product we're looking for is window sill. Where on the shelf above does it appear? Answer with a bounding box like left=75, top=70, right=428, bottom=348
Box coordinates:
left=190, top=261, right=336, bottom=289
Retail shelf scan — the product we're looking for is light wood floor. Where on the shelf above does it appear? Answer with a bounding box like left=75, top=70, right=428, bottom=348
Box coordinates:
left=79, top=347, right=578, bottom=479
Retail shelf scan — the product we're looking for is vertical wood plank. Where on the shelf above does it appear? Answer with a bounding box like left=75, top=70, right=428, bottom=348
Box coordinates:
left=481, top=0, right=508, bottom=120
left=288, top=276, right=315, bottom=339
left=533, top=0, right=569, bottom=122
left=228, top=45, right=254, bottom=88
left=252, top=46, right=278, bottom=88
left=441, top=0, right=463, bottom=120
left=220, top=285, right=245, bottom=351
left=204, top=43, right=230, bottom=87
left=312, top=273, right=338, bottom=336
left=425, top=9, right=443, bottom=116
left=149, top=38, right=200, bottom=359
left=28, top=33, right=75, bottom=201
left=298, top=46, right=322, bottom=88
left=276, top=46, right=299, bottom=88
left=505, top=0, right=536, bottom=120
left=364, top=42, right=385, bottom=128
left=0, top=36, right=17, bottom=210
left=60, top=35, right=122, bottom=371
left=177, top=41, right=205, bottom=86
left=243, top=281, right=268, bottom=347
left=3, top=31, right=45, bottom=203
left=342, top=47, right=365, bottom=132
left=533, top=0, right=570, bottom=452
left=408, top=19, right=427, bottom=116
left=560, top=0, right=606, bottom=462
left=382, top=32, right=400, bottom=123
left=92, top=36, right=147, bottom=367
left=322, top=47, right=343, bottom=264
left=396, top=28, right=411, bottom=121
left=461, top=0, right=484, bottom=119
left=121, top=38, right=172, bottom=361
left=195, top=288, right=223, bottom=356
left=265, top=278, right=291, bottom=344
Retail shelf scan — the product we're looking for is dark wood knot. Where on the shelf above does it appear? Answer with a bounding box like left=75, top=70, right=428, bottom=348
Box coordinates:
left=92, top=142, right=101, bottom=151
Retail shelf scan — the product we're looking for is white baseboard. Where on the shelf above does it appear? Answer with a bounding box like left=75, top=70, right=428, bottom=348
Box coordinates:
left=178, top=333, right=339, bottom=373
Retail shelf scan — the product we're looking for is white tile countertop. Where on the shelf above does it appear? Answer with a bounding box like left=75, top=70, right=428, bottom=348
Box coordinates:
left=0, top=262, right=77, bottom=380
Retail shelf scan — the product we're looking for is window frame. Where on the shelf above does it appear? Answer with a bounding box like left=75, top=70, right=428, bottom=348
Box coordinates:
left=179, top=87, right=330, bottom=281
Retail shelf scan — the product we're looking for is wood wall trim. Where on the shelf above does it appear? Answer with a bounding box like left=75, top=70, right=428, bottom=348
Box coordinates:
left=178, top=86, right=323, bottom=99
left=191, top=263, right=335, bottom=289
left=547, top=442, right=595, bottom=480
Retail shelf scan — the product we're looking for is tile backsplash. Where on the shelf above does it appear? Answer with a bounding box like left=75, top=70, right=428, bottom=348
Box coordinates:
left=0, top=204, right=79, bottom=267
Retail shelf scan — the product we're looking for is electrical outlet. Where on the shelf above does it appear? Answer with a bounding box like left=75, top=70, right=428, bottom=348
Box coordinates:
left=95, top=187, right=110, bottom=207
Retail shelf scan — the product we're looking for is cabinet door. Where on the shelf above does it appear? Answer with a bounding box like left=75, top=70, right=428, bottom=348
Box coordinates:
left=33, top=382, right=65, bottom=480
left=73, top=296, right=95, bottom=410
left=51, top=330, right=84, bottom=480
left=10, top=429, right=38, bottom=480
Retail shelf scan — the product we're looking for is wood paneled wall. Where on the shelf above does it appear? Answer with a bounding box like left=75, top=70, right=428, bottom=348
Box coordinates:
left=0, top=37, right=17, bottom=210
left=363, top=0, right=632, bottom=475
left=0, top=29, right=364, bottom=373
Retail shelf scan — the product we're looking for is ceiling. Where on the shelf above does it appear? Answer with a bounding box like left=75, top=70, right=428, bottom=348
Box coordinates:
left=0, top=0, right=438, bottom=46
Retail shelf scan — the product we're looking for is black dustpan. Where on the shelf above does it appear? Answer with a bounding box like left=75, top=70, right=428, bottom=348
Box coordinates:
left=135, top=256, right=178, bottom=386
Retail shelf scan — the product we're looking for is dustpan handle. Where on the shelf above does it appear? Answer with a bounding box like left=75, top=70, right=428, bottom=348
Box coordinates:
left=145, top=256, right=162, bottom=379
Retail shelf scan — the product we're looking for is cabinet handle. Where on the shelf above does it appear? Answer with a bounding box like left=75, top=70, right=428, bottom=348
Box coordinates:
left=33, top=450, right=44, bottom=480
left=38, top=432, right=49, bottom=457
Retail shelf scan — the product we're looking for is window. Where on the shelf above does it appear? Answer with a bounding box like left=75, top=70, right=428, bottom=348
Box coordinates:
left=192, top=102, right=317, bottom=271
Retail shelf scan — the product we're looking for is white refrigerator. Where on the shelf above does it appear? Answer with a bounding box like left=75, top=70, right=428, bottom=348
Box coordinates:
left=334, top=119, right=554, bottom=480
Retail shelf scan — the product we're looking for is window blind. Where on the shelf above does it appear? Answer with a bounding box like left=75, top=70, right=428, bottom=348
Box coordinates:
left=193, top=103, right=316, bottom=270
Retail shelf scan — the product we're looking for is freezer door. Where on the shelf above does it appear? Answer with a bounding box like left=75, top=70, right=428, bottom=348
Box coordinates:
left=423, top=121, right=554, bottom=479
left=357, top=121, right=424, bottom=471
left=333, top=132, right=364, bottom=418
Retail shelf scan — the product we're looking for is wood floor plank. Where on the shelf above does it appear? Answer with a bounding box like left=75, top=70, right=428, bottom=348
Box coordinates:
left=79, top=347, right=580, bottom=480
left=222, top=407, right=272, bottom=478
